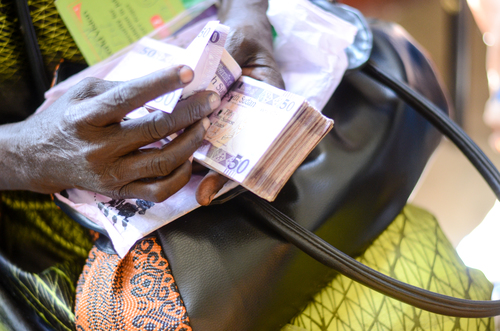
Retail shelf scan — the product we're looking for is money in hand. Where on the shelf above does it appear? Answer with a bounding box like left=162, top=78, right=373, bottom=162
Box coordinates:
left=104, top=21, right=230, bottom=114
left=195, top=76, right=333, bottom=201
left=55, top=20, right=333, bottom=257
left=105, top=20, right=333, bottom=201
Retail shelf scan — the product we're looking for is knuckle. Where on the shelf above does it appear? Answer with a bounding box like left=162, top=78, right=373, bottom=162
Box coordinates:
left=80, top=77, right=101, bottom=89
left=161, top=113, right=176, bottom=132
left=116, top=185, right=131, bottom=200
left=106, top=163, right=126, bottom=182
left=112, top=85, right=134, bottom=109
left=80, top=146, right=101, bottom=167
left=142, top=113, right=175, bottom=141
left=71, top=77, right=102, bottom=99
left=185, top=97, right=209, bottom=122
left=147, top=154, right=176, bottom=177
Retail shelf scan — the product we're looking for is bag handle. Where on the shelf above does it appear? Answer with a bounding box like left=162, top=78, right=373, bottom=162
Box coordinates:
left=243, top=61, right=500, bottom=318
left=363, top=62, right=500, bottom=197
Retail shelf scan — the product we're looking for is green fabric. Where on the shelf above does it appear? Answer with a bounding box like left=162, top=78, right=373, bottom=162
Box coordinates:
left=0, top=0, right=29, bottom=83
left=0, top=191, right=93, bottom=331
left=0, top=0, right=84, bottom=83
left=0, top=191, right=92, bottom=270
left=284, top=205, right=494, bottom=331
left=0, top=257, right=85, bottom=331
left=0, top=0, right=86, bottom=123
left=27, top=0, right=85, bottom=74
left=0, top=193, right=495, bottom=330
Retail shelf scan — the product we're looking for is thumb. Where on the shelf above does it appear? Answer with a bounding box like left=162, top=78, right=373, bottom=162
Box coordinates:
left=195, top=170, right=229, bottom=206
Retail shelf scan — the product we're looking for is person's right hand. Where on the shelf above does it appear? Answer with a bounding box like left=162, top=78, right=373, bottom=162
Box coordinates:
left=195, top=0, right=285, bottom=206
left=0, top=65, right=221, bottom=202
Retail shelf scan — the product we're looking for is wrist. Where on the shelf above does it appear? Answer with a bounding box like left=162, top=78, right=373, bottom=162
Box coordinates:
left=0, top=122, right=32, bottom=191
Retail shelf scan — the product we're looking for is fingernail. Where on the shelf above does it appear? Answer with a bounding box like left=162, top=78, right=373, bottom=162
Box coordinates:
left=202, top=117, right=211, bottom=130
left=209, top=93, right=221, bottom=110
left=179, top=66, right=194, bottom=84
left=189, top=155, right=194, bottom=163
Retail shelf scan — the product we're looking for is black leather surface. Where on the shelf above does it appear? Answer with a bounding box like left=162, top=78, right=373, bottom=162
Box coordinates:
left=157, top=20, right=449, bottom=331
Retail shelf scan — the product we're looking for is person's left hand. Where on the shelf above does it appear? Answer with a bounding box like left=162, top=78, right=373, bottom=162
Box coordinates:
left=195, top=2, right=285, bottom=205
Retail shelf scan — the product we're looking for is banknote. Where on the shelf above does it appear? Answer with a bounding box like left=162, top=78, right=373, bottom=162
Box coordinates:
left=206, top=48, right=241, bottom=97
left=176, top=20, right=229, bottom=99
left=103, top=20, right=229, bottom=113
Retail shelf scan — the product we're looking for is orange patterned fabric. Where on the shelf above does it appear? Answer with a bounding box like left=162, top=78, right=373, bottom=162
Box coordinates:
left=75, top=236, right=192, bottom=331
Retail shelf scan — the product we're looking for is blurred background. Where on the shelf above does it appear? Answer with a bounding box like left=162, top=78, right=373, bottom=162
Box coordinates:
left=341, top=0, right=500, bottom=312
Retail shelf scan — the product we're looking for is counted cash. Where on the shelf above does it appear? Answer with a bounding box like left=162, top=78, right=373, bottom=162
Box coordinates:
left=194, top=76, right=333, bottom=201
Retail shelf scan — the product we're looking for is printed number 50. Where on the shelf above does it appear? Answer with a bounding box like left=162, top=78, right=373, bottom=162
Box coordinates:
left=280, top=99, right=296, bottom=111
left=228, top=155, right=249, bottom=174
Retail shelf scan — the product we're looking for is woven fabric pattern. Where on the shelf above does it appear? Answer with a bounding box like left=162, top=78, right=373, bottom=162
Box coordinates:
left=75, top=236, right=192, bottom=331
left=0, top=0, right=29, bottom=83
left=0, top=191, right=93, bottom=331
left=0, top=255, right=86, bottom=331
left=0, top=191, right=93, bottom=268
left=0, top=0, right=84, bottom=83
left=27, top=0, right=85, bottom=75
left=284, top=205, right=494, bottom=331
left=0, top=0, right=86, bottom=122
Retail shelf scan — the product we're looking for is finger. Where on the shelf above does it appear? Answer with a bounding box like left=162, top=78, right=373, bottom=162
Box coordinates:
left=66, top=77, right=122, bottom=101
left=117, top=118, right=210, bottom=181
left=196, top=170, right=229, bottom=206
left=116, top=91, right=220, bottom=153
left=243, top=66, right=285, bottom=90
left=87, top=65, right=194, bottom=126
left=117, top=160, right=192, bottom=202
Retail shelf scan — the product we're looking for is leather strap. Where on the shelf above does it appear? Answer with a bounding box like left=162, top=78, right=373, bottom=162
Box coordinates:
left=363, top=61, right=500, bottom=197
left=248, top=61, right=500, bottom=318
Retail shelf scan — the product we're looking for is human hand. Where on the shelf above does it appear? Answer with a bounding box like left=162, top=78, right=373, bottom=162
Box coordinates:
left=218, top=0, right=285, bottom=90
left=0, top=65, right=221, bottom=202
left=195, top=0, right=285, bottom=206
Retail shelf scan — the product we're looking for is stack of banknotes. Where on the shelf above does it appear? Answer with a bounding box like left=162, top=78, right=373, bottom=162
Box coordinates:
left=196, top=78, right=332, bottom=201
left=106, top=21, right=333, bottom=201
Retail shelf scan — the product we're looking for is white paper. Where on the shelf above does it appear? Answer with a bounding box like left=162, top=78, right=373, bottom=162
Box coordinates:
left=267, top=0, right=358, bottom=111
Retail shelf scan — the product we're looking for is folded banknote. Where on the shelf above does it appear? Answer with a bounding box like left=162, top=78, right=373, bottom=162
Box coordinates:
left=104, top=20, right=230, bottom=113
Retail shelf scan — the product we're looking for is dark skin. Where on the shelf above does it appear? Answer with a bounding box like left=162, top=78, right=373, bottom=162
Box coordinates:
left=196, top=0, right=285, bottom=205
left=0, top=66, right=220, bottom=202
left=0, top=0, right=283, bottom=205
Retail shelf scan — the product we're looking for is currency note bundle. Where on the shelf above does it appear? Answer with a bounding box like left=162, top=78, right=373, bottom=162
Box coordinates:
left=195, top=76, right=333, bottom=201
